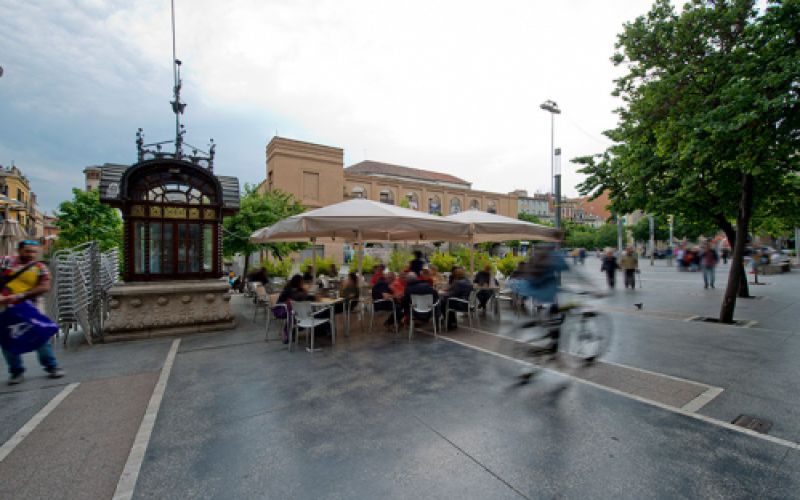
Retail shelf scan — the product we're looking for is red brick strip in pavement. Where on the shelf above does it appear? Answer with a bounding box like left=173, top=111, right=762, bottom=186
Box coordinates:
left=0, top=372, right=158, bottom=500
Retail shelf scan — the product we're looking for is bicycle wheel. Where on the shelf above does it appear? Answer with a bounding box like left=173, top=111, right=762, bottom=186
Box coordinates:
left=561, top=311, right=612, bottom=363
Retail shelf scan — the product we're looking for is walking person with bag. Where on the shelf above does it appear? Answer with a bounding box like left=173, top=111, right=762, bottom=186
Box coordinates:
left=0, top=240, right=63, bottom=385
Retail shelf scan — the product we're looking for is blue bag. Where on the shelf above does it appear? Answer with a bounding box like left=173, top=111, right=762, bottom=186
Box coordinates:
left=0, top=301, right=58, bottom=355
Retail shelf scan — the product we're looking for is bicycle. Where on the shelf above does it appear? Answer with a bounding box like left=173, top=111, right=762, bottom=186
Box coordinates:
left=510, top=288, right=613, bottom=366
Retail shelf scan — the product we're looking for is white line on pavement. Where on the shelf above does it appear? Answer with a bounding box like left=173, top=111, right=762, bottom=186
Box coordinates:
left=113, top=338, right=180, bottom=500
left=682, top=387, right=725, bottom=413
left=0, top=382, right=79, bottom=463
left=436, top=335, right=800, bottom=452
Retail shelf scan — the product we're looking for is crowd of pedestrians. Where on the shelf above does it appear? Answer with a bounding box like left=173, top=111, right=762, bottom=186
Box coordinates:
left=593, top=242, right=721, bottom=291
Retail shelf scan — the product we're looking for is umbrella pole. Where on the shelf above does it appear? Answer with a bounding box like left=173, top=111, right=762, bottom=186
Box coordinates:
left=357, top=232, right=364, bottom=277
left=470, top=243, right=475, bottom=277
left=311, top=237, right=317, bottom=283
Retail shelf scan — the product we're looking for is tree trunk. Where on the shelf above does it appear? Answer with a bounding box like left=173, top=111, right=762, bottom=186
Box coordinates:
left=714, top=213, right=750, bottom=298
left=243, top=253, right=251, bottom=282
left=720, top=174, right=754, bottom=323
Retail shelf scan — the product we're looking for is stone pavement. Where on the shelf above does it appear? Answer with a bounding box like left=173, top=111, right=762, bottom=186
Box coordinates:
left=0, top=260, right=798, bottom=499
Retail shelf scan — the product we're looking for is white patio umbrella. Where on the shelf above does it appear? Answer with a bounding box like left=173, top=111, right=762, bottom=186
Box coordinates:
left=444, top=210, right=560, bottom=274
left=250, top=198, right=469, bottom=277
left=0, top=218, right=27, bottom=256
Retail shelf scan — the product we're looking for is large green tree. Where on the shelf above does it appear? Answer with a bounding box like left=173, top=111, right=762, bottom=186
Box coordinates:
left=222, top=186, right=306, bottom=276
left=631, top=216, right=670, bottom=244
left=576, top=0, right=799, bottom=322
left=54, top=188, right=122, bottom=252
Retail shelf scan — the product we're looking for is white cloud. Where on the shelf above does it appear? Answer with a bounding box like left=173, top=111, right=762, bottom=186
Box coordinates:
left=2, top=0, right=660, bottom=211
left=152, top=0, right=652, bottom=195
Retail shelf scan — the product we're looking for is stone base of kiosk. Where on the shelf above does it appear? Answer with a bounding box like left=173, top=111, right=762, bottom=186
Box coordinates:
left=103, top=279, right=235, bottom=341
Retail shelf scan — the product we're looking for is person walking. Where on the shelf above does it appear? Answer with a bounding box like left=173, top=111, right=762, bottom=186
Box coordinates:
left=701, top=242, right=719, bottom=289
left=619, top=247, right=639, bottom=289
left=1, top=240, right=64, bottom=385
left=600, top=249, right=619, bottom=289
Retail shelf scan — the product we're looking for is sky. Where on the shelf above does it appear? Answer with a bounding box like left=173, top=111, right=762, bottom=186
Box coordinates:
left=0, top=0, right=663, bottom=213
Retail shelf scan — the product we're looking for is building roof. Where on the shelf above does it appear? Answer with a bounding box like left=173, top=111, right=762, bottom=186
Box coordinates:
left=578, top=191, right=612, bottom=220
left=345, top=161, right=471, bottom=187
left=96, top=161, right=240, bottom=212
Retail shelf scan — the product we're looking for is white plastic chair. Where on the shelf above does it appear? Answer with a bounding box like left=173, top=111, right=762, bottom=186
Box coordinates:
left=409, top=294, right=440, bottom=340
left=291, top=301, right=331, bottom=352
left=252, top=286, right=269, bottom=322
left=445, top=289, right=479, bottom=329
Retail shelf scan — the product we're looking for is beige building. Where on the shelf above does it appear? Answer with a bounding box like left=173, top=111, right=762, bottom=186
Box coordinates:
left=259, top=137, right=519, bottom=264
left=0, top=164, right=42, bottom=237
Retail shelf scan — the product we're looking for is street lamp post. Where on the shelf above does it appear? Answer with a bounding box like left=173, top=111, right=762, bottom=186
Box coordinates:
left=668, top=214, right=674, bottom=266
left=554, top=148, right=562, bottom=230
left=540, top=99, right=561, bottom=224
left=649, top=215, right=655, bottom=266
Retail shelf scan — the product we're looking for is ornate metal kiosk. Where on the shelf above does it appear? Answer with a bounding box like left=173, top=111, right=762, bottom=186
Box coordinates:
left=95, top=54, right=240, bottom=340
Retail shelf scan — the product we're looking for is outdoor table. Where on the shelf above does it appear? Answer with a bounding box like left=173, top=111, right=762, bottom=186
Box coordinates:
left=311, top=297, right=344, bottom=343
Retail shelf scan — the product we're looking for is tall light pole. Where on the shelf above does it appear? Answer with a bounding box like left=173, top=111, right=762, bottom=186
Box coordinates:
left=649, top=215, right=655, bottom=266
left=668, top=214, right=674, bottom=266
left=554, top=148, right=562, bottom=230
left=540, top=99, right=561, bottom=223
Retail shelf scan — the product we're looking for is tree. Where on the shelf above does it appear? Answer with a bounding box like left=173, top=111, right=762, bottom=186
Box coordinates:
left=575, top=0, right=800, bottom=323
left=631, top=216, right=669, bottom=244
left=518, top=212, right=550, bottom=226
left=222, top=186, right=306, bottom=276
left=54, top=188, right=122, bottom=252
left=562, top=221, right=597, bottom=249
left=594, top=224, right=619, bottom=250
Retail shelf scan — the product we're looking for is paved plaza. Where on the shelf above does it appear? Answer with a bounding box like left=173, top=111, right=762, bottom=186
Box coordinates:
left=1, top=259, right=799, bottom=499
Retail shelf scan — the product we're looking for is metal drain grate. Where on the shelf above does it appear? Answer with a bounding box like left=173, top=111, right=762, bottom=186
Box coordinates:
left=731, top=415, right=773, bottom=434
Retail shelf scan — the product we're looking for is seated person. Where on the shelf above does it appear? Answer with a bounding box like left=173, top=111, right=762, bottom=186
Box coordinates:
left=403, top=272, right=440, bottom=325
left=428, top=265, right=443, bottom=288
left=418, top=268, right=435, bottom=285
left=337, top=272, right=360, bottom=314
left=446, top=268, right=473, bottom=330
left=390, top=271, right=408, bottom=300
left=474, top=264, right=497, bottom=310
left=340, top=272, right=360, bottom=300
left=448, top=266, right=463, bottom=286
left=372, top=272, right=399, bottom=328
left=247, top=266, right=269, bottom=285
left=370, top=264, right=386, bottom=286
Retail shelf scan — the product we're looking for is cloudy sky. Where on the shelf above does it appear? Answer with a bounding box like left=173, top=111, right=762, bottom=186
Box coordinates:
left=1, top=0, right=662, bottom=213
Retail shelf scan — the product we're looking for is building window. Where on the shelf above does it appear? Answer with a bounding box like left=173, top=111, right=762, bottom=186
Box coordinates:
left=302, top=172, right=320, bottom=200
left=17, top=189, right=23, bottom=202
left=428, top=196, right=442, bottom=215
left=487, top=201, right=497, bottom=214
left=406, top=193, right=419, bottom=210
left=469, top=199, right=480, bottom=210
left=351, top=186, right=366, bottom=199
left=449, top=198, right=461, bottom=214
left=379, top=189, right=394, bottom=205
